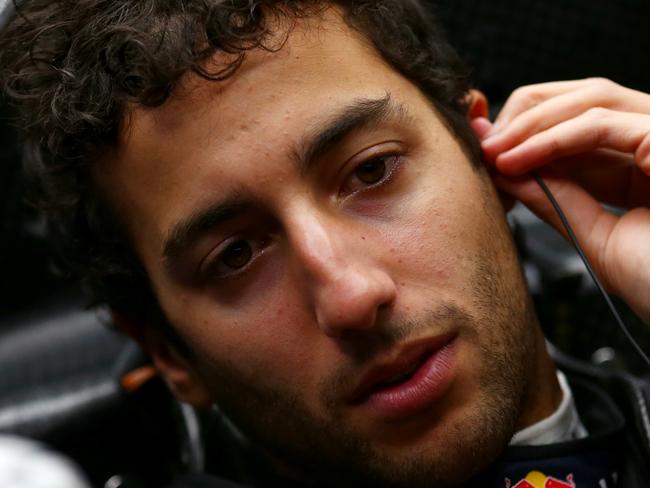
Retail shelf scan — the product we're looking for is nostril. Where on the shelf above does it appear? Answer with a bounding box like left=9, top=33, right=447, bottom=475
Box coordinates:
left=316, top=298, right=373, bottom=333
left=314, top=268, right=396, bottom=337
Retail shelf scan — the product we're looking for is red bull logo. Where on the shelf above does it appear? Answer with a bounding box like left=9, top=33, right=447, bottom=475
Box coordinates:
left=505, top=471, right=575, bottom=488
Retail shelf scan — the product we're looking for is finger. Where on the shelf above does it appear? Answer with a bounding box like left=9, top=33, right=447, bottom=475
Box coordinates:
left=492, top=79, right=596, bottom=132
left=483, top=85, right=625, bottom=160
left=495, top=109, right=650, bottom=176
left=484, top=82, right=650, bottom=161
left=603, top=207, right=650, bottom=325
left=471, top=117, right=497, bottom=170
left=552, top=151, right=650, bottom=209
left=497, top=172, right=650, bottom=324
left=539, top=150, right=635, bottom=208
left=493, top=171, right=618, bottom=288
left=553, top=149, right=632, bottom=172
left=637, top=131, right=650, bottom=176
left=491, top=78, right=650, bottom=134
left=470, top=117, right=493, bottom=140
left=494, top=147, right=650, bottom=209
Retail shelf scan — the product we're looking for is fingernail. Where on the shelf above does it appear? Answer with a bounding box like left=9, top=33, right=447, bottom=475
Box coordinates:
left=481, top=134, right=498, bottom=147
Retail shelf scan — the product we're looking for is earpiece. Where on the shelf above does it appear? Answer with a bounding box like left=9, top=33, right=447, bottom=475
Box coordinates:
left=532, top=171, right=650, bottom=368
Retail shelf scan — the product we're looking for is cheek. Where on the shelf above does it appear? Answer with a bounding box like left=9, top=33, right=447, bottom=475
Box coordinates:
left=165, top=279, right=324, bottom=395
left=385, top=171, right=487, bottom=300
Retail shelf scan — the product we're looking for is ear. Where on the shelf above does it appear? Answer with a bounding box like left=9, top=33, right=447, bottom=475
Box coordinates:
left=465, top=89, right=491, bottom=140
left=466, top=89, right=489, bottom=121
left=464, top=90, right=515, bottom=212
left=112, top=312, right=213, bottom=408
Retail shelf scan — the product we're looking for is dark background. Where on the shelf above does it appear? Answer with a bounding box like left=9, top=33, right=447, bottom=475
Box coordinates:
left=433, top=0, right=650, bottom=104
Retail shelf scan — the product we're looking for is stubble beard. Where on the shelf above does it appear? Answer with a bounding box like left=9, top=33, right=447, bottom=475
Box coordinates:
left=197, top=245, right=538, bottom=487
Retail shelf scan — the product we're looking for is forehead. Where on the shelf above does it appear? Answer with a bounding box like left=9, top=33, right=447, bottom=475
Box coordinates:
left=99, top=9, right=449, bottom=269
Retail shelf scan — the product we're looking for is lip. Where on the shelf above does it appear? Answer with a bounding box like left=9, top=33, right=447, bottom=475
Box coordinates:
left=350, top=334, right=456, bottom=418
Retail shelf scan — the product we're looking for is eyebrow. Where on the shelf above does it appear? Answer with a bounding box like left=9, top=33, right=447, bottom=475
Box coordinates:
left=296, top=93, right=412, bottom=171
left=162, top=94, right=413, bottom=265
left=163, top=199, right=249, bottom=264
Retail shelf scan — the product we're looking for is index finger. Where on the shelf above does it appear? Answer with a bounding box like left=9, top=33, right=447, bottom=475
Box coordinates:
left=495, top=109, right=650, bottom=175
left=493, top=79, right=599, bottom=132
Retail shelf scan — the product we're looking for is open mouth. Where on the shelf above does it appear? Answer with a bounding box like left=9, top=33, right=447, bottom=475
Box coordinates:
left=369, top=352, right=430, bottom=392
left=351, top=335, right=457, bottom=418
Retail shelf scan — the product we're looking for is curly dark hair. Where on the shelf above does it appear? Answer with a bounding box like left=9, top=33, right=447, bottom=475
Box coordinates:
left=0, top=0, right=478, bottom=346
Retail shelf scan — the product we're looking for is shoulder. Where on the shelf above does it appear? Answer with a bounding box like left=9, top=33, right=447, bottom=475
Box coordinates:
left=552, top=344, right=650, bottom=486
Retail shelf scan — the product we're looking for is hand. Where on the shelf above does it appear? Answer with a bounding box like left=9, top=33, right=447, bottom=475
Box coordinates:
left=475, top=78, right=650, bottom=325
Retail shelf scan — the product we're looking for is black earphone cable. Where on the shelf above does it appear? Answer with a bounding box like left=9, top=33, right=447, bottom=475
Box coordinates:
left=532, top=171, right=650, bottom=368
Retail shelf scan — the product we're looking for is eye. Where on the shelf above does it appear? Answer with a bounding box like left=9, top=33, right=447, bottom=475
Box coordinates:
left=342, top=154, right=402, bottom=195
left=204, top=239, right=257, bottom=278
left=220, top=240, right=253, bottom=270
left=355, top=158, right=387, bottom=185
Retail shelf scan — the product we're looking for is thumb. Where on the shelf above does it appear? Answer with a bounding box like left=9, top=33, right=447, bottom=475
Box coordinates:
left=493, top=171, right=618, bottom=290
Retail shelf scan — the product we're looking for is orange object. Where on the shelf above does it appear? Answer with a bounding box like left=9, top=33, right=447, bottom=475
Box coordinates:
left=121, top=365, right=158, bottom=392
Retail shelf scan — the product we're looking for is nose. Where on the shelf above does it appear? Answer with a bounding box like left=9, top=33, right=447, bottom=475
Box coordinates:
left=289, top=214, right=397, bottom=338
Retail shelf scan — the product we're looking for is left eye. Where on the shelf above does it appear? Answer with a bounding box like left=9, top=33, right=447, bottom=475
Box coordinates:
left=354, top=158, right=387, bottom=184
left=342, top=154, right=401, bottom=195
left=220, top=240, right=253, bottom=271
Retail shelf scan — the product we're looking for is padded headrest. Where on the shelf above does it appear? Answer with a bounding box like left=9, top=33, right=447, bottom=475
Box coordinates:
left=0, top=307, right=127, bottom=439
left=0, top=304, right=191, bottom=486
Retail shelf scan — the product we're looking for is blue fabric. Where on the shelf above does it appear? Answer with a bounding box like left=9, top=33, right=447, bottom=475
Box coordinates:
left=491, top=448, right=618, bottom=487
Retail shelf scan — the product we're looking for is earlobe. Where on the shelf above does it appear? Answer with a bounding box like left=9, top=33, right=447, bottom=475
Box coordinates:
left=112, top=311, right=213, bottom=408
left=148, top=340, right=214, bottom=408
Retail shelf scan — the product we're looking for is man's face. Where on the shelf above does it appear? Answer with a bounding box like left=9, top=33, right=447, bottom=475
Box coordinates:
left=101, top=11, right=553, bottom=487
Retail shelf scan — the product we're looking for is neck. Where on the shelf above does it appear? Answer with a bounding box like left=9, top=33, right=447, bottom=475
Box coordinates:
left=514, top=334, right=562, bottom=432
